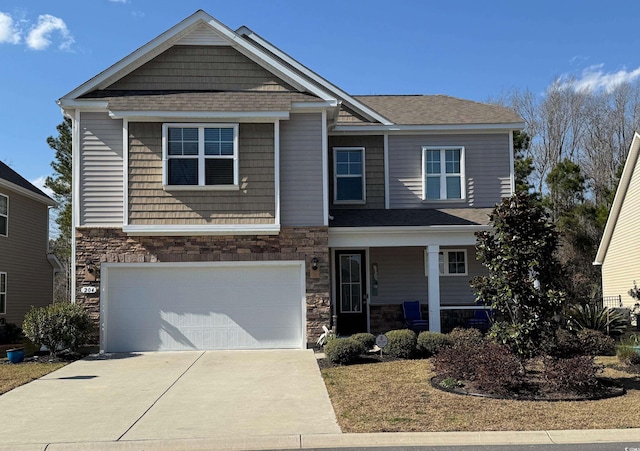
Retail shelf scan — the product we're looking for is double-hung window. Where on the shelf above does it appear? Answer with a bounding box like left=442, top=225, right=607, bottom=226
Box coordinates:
left=0, top=194, right=7, bottom=236
left=163, top=124, right=238, bottom=188
left=425, top=249, right=468, bottom=276
left=422, top=146, right=465, bottom=200
left=0, top=272, right=6, bottom=314
left=334, top=147, right=366, bottom=203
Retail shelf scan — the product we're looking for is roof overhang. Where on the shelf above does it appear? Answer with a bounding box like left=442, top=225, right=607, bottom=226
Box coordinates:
left=0, top=179, right=55, bottom=206
left=107, top=110, right=291, bottom=122
left=330, top=123, right=525, bottom=135
left=328, top=225, right=488, bottom=248
left=594, top=131, right=640, bottom=265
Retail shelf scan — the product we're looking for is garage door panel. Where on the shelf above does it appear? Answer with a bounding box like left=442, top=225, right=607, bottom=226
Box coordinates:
left=102, top=262, right=305, bottom=352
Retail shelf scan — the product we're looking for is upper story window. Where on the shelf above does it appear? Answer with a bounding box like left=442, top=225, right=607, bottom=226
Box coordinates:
left=425, top=249, right=468, bottom=276
left=163, top=124, right=238, bottom=189
left=0, top=272, right=6, bottom=314
left=0, top=194, right=7, bottom=237
left=422, top=146, right=465, bottom=201
left=334, top=147, right=366, bottom=204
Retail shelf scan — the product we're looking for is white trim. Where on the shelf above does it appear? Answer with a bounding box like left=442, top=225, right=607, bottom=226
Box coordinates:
left=122, top=224, right=281, bottom=236
left=595, top=131, right=640, bottom=265
left=162, top=123, right=239, bottom=188
left=333, top=147, right=366, bottom=205
left=71, top=110, right=80, bottom=304
left=100, top=260, right=307, bottom=352
left=274, top=120, right=281, bottom=226
left=329, top=225, right=486, bottom=248
left=509, top=130, right=515, bottom=195
left=422, top=146, right=466, bottom=201
left=0, top=272, right=6, bottom=315
left=0, top=180, right=55, bottom=206
left=424, top=248, right=468, bottom=277
left=332, top=248, right=370, bottom=333
left=383, top=133, right=389, bottom=209
left=322, top=110, right=329, bottom=226
left=57, top=99, right=109, bottom=109
left=331, top=123, right=525, bottom=134
left=291, top=101, right=339, bottom=110
left=109, top=111, right=290, bottom=121
left=0, top=193, right=7, bottom=237
left=237, top=27, right=393, bottom=125
left=122, top=119, right=129, bottom=226
left=426, top=244, right=441, bottom=333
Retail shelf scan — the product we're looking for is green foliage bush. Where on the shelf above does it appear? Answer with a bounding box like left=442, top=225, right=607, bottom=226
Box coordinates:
left=577, top=329, right=616, bottom=356
left=384, top=329, right=417, bottom=359
left=22, top=303, right=93, bottom=357
left=350, top=333, right=375, bottom=351
left=448, top=327, right=484, bottom=348
left=567, top=304, right=627, bottom=335
left=0, top=322, right=23, bottom=344
left=616, top=345, right=640, bottom=365
left=416, top=331, right=451, bottom=357
left=324, top=338, right=363, bottom=365
left=543, top=356, right=602, bottom=393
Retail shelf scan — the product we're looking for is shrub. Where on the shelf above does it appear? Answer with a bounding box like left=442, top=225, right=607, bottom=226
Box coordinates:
left=545, top=328, right=582, bottom=357
left=350, top=333, right=375, bottom=352
left=432, top=342, right=477, bottom=381
left=617, top=346, right=640, bottom=365
left=324, top=338, right=363, bottom=365
left=416, top=331, right=451, bottom=357
left=384, top=329, right=417, bottom=359
left=567, top=304, right=627, bottom=335
left=22, top=303, right=93, bottom=358
left=0, top=322, right=23, bottom=344
left=474, top=342, right=522, bottom=395
left=448, top=327, right=484, bottom=347
left=577, top=329, right=616, bottom=356
left=543, top=356, right=602, bottom=393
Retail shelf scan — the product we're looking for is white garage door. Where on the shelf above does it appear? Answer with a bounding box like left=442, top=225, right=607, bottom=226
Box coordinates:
left=101, top=261, right=306, bottom=352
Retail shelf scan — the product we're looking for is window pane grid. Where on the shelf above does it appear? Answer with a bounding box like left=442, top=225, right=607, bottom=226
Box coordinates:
left=423, top=148, right=462, bottom=200
left=335, top=149, right=365, bottom=202
left=340, top=254, right=362, bottom=313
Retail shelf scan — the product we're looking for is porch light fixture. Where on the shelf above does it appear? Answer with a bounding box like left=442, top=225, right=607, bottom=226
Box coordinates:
left=311, top=257, right=319, bottom=271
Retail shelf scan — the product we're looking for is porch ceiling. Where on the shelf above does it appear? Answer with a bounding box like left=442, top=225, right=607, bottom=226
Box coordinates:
left=329, top=208, right=492, bottom=227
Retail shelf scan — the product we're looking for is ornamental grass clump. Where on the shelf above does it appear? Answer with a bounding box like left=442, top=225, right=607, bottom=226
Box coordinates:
left=384, top=329, right=417, bottom=359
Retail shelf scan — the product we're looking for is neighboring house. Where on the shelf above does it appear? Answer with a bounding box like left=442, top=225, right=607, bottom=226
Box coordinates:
left=58, top=10, right=523, bottom=352
left=0, top=161, right=57, bottom=327
left=594, top=132, right=640, bottom=308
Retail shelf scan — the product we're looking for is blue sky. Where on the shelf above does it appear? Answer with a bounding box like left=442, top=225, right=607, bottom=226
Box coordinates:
left=1, top=0, right=640, bottom=193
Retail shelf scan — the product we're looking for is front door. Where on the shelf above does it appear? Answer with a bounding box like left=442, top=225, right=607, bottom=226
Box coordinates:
left=335, top=250, right=367, bottom=335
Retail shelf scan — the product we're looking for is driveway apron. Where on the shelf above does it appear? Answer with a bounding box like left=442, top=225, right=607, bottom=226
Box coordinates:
left=0, top=350, right=339, bottom=445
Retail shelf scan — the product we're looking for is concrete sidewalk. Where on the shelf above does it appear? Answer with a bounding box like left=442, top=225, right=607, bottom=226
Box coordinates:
left=1, top=428, right=639, bottom=450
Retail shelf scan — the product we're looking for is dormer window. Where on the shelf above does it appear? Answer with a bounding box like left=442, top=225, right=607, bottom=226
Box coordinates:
left=163, top=123, right=238, bottom=189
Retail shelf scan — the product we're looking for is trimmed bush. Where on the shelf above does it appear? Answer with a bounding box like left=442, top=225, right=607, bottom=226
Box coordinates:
left=324, top=338, right=363, bottom=365
left=22, top=302, right=93, bottom=358
left=432, top=342, right=477, bottom=381
left=577, top=329, right=616, bottom=356
left=350, top=333, right=375, bottom=352
left=417, top=331, right=451, bottom=357
left=545, top=328, right=582, bottom=357
left=474, top=342, right=522, bottom=395
left=384, top=329, right=417, bottom=359
left=543, top=356, right=602, bottom=393
left=448, top=327, right=484, bottom=347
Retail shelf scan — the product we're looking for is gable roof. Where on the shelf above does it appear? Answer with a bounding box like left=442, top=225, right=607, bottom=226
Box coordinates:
left=350, top=95, right=523, bottom=126
left=0, top=161, right=55, bottom=205
left=594, top=131, right=640, bottom=265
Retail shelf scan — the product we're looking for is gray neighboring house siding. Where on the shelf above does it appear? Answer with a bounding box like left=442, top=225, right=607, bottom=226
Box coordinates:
left=280, top=113, right=324, bottom=226
left=388, top=133, right=511, bottom=209
left=0, top=186, right=53, bottom=325
left=369, top=246, right=485, bottom=307
left=79, top=112, right=124, bottom=226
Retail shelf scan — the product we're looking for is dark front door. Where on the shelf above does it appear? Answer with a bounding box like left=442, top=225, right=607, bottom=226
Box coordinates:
left=336, top=250, right=367, bottom=335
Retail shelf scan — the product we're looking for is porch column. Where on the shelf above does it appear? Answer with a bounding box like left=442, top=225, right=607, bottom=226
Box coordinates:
left=427, top=244, right=441, bottom=332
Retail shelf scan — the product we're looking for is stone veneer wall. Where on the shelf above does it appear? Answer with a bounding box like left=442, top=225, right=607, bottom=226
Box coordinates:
left=75, top=226, right=330, bottom=346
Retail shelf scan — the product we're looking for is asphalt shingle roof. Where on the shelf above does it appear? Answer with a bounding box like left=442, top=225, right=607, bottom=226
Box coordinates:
left=329, top=208, right=493, bottom=227
left=0, top=161, right=52, bottom=201
left=347, top=95, right=523, bottom=126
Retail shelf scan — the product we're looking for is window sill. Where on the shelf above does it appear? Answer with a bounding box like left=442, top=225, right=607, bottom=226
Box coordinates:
left=163, top=185, right=240, bottom=192
left=334, top=200, right=366, bottom=205
left=421, top=198, right=466, bottom=203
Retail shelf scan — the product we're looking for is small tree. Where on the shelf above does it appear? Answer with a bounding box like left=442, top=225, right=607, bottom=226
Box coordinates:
left=471, top=192, right=566, bottom=359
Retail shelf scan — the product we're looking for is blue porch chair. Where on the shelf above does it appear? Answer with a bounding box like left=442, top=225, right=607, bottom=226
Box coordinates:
left=467, top=308, right=492, bottom=332
left=402, top=301, right=430, bottom=332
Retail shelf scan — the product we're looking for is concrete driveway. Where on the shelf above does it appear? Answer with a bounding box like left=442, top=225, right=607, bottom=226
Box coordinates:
left=0, top=350, right=340, bottom=446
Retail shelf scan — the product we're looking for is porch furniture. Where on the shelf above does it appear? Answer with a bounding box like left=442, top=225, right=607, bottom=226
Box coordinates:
left=402, top=301, right=430, bottom=332
left=467, top=308, right=492, bottom=332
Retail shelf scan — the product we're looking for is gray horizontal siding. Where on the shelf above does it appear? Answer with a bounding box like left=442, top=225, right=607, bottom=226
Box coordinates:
left=0, top=186, right=53, bottom=325
left=280, top=113, right=324, bottom=226
left=369, top=246, right=485, bottom=306
left=388, top=134, right=511, bottom=209
left=79, top=112, right=124, bottom=226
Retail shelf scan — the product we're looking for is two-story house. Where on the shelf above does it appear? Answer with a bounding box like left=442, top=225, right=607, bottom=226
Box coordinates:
left=0, top=161, right=58, bottom=328
left=58, top=10, right=523, bottom=352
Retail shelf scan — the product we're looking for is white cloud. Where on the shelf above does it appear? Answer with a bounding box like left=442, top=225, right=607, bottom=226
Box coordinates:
left=109, top=0, right=129, bottom=3
left=0, top=11, right=21, bottom=44
left=30, top=176, right=55, bottom=198
left=560, top=64, right=640, bottom=93
left=26, top=14, right=74, bottom=51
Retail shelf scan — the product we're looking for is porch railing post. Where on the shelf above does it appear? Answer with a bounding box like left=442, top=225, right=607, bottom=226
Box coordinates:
left=426, top=244, right=441, bottom=333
